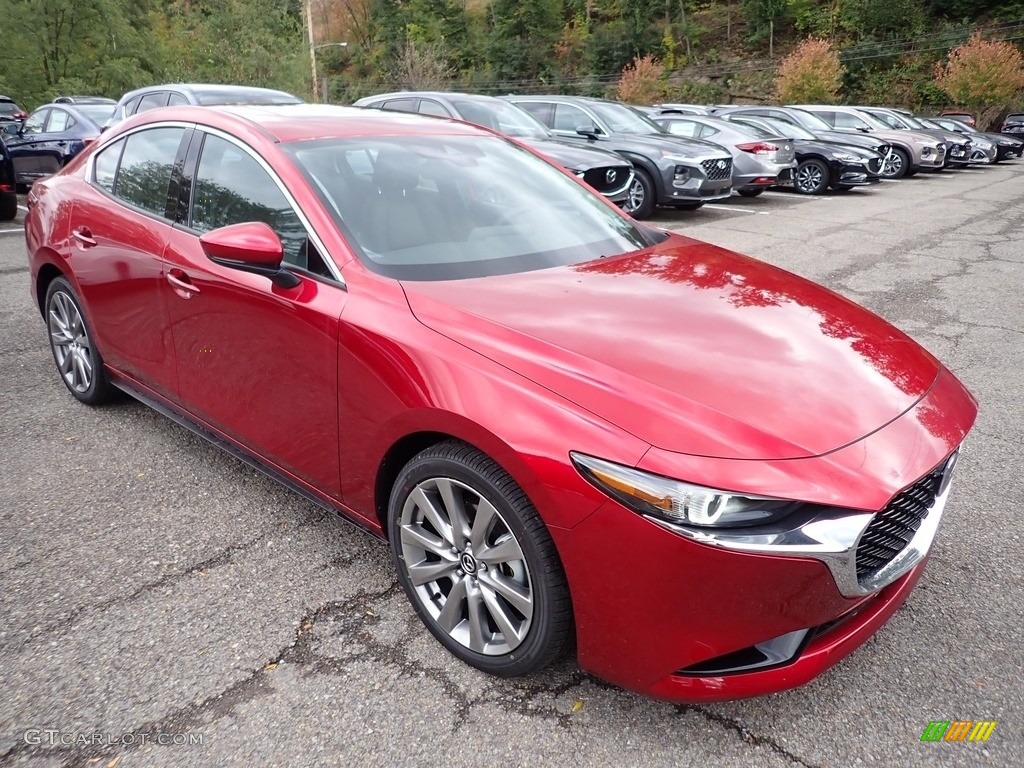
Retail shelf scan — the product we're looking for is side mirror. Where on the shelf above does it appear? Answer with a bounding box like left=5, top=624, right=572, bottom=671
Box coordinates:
left=199, top=221, right=300, bottom=289
left=857, top=126, right=871, bottom=133
left=576, top=123, right=601, bottom=139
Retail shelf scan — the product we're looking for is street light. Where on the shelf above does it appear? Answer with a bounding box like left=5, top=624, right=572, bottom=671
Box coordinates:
left=304, top=0, right=348, bottom=102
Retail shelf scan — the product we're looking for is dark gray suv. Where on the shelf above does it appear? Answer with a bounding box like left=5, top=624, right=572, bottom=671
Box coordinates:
left=505, top=95, right=733, bottom=217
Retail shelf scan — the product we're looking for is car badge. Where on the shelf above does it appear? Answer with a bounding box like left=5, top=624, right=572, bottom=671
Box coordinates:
left=717, top=159, right=727, bottom=169
left=605, top=169, right=617, bottom=184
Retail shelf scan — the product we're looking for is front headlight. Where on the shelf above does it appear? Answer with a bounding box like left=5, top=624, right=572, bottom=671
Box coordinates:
left=571, top=453, right=801, bottom=528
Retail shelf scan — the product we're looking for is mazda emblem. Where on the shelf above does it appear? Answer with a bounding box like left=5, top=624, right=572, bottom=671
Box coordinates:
left=605, top=169, right=617, bottom=184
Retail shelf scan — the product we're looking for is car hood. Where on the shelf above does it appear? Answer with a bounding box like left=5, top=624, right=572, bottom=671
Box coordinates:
left=803, top=139, right=878, bottom=159
left=401, top=235, right=942, bottom=460
left=522, top=137, right=630, bottom=172
left=813, top=130, right=887, bottom=153
left=603, top=132, right=727, bottom=159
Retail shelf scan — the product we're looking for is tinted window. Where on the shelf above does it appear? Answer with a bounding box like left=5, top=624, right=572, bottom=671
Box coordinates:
left=114, top=127, right=186, bottom=217
left=77, top=104, right=115, bottom=124
left=418, top=100, right=451, bottom=118
left=124, top=96, right=143, bottom=116
left=137, top=92, right=169, bottom=113
left=381, top=98, right=418, bottom=113
left=23, top=110, right=49, bottom=135
left=48, top=110, right=72, bottom=133
left=833, top=112, right=870, bottom=130
left=515, top=101, right=552, bottom=125
left=553, top=104, right=591, bottom=132
left=93, top=139, right=125, bottom=192
left=168, top=93, right=189, bottom=106
left=191, top=134, right=310, bottom=269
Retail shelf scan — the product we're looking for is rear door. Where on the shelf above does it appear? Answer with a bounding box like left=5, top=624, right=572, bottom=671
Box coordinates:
left=161, top=129, right=345, bottom=494
left=9, top=108, right=59, bottom=182
left=69, top=125, right=190, bottom=397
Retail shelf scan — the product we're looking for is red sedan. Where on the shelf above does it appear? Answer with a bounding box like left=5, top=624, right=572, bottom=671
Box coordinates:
left=24, top=104, right=977, bottom=702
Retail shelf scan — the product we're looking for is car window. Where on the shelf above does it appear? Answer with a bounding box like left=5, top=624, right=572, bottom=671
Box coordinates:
left=124, top=96, right=143, bottom=116
left=137, top=92, right=170, bottom=113
left=418, top=100, right=451, bottom=118
left=698, top=124, right=720, bottom=138
left=833, top=111, right=871, bottom=130
left=93, top=138, right=125, bottom=192
left=191, top=133, right=319, bottom=274
left=515, top=101, right=552, bottom=125
left=382, top=98, right=418, bottom=113
left=113, top=127, right=186, bottom=217
left=552, top=104, right=591, bottom=132
left=663, top=120, right=699, bottom=138
left=23, top=110, right=49, bottom=135
left=48, top=110, right=72, bottom=133
left=168, top=93, right=189, bottom=106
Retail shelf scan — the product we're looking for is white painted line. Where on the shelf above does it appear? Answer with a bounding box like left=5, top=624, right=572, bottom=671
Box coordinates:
left=0, top=228, right=23, bottom=235
left=18, top=204, right=29, bottom=212
left=703, top=204, right=770, bottom=215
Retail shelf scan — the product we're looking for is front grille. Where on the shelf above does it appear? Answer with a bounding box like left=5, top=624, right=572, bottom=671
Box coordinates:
left=855, top=465, right=945, bottom=579
left=867, top=157, right=882, bottom=174
left=582, top=166, right=629, bottom=193
left=701, top=157, right=732, bottom=181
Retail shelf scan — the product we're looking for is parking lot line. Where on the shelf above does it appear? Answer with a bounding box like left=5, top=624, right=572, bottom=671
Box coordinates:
left=18, top=204, right=29, bottom=212
left=702, top=204, right=769, bottom=215
left=0, top=229, right=23, bottom=235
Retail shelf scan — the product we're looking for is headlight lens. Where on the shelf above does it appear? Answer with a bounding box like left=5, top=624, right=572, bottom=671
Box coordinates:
left=570, top=453, right=801, bottom=528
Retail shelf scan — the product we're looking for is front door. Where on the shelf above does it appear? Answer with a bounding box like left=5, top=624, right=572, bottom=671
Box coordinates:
left=162, top=130, right=345, bottom=495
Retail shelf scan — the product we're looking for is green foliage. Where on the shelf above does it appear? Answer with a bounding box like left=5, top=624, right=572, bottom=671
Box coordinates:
left=485, top=0, right=563, bottom=80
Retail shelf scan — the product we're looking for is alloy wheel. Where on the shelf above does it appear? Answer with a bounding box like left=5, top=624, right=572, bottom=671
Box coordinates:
left=796, top=163, right=824, bottom=193
left=398, top=477, right=534, bottom=655
left=48, top=291, right=94, bottom=394
left=624, top=177, right=646, bottom=214
left=882, top=150, right=903, bottom=177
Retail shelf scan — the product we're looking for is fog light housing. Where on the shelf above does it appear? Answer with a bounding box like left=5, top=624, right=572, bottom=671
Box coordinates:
left=921, top=147, right=932, bottom=157
left=672, top=166, right=691, bottom=187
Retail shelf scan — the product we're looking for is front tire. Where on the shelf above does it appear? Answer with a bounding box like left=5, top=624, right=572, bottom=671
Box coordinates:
left=45, top=277, right=115, bottom=405
left=622, top=167, right=656, bottom=219
left=794, top=159, right=830, bottom=194
left=882, top=147, right=909, bottom=179
left=388, top=441, right=573, bottom=677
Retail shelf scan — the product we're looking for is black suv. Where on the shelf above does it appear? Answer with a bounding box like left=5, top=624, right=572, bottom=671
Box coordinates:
left=1, top=134, right=17, bottom=220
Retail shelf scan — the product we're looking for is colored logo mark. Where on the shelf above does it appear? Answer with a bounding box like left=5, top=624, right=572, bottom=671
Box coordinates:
left=920, top=721, right=997, bottom=742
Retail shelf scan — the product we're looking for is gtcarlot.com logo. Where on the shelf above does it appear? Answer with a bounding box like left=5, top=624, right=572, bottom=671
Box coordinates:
left=920, top=720, right=997, bottom=742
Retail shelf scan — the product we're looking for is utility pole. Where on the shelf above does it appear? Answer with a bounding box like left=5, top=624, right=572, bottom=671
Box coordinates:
left=305, top=0, right=318, bottom=103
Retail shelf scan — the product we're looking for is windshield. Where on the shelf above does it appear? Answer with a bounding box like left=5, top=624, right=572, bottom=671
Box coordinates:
left=285, top=135, right=653, bottom=281
left=77, top=104, right=116, bottom=124
left=786, top=109, right=832, bottom=132
left=899, top=114, right=926, bottom=130
left=589, top=102, right=663, bottom=135
left=450, top=99, right=549, bottom=140
left=0, top=103, right=21, bottom=116
left=852, top=110, right=888, bottom=130
left=759, top=117, right=815, bottom=140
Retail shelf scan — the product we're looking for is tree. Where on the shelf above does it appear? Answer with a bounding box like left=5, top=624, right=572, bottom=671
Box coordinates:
left=934, top=32, right=1024, bottom=124
left=775, top=37, right=845, bottom=103
left=616, top=54, right=667, bottom=103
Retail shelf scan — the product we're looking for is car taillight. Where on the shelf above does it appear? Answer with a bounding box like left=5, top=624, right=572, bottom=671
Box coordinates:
left=736, top=142, right=779, bottom=155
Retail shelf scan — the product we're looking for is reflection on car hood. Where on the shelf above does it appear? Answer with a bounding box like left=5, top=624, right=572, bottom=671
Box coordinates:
left=522, top=137, right=631, bottom=172
left=601, top=132, right=728, bottom=159
left=403, top=235, right=942, bottom=460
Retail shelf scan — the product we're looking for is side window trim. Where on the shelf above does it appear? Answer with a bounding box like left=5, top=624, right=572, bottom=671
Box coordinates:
left=183, top=125, right=345, bottom=287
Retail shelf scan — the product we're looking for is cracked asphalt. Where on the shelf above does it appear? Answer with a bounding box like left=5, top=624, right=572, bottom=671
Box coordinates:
left=1, top=165, right=1022, bottom=767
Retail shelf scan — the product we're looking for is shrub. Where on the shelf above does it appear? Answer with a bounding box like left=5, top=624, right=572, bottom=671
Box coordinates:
left=934, top=32, right=1024, bottom=118
left=775, top=38, right=845, bottom=103
left=617, top=55, right=668, bottom=104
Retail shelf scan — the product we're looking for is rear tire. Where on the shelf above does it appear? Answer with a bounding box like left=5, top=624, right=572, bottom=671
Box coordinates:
left=737, top=189, right=765, bottom=198
left=44, top=277, right=115, bottom=405
left=388, top=441, right=573, bottom=677
left=0, top=192, right=16, bottom=221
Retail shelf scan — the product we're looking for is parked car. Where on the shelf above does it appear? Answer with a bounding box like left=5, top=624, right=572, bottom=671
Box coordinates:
left=353, top=91, right=634, bottom=207
left=108, top=83, right=301, bottom=127
left=4, top=101, right=115, bottom=186
left=504, top=95, right=733, bottom=217
left=0, top=135, right=17, bottom=220
left=25, top=103, right=977, bottom=702
left=723, top=114, right=883, bottom=194
left=0, top=95, right=28, bottom=123
left=791, top=105, right=946, bottom=178
left=711, top=106, right=897, bottom=175
left=939, top=110, right=976, bottom=127
left=999, top=113, right=1024, bottom=137
left=53, top=96, right=117, bottom=106
left=923, top=116, right=1021, bottom=162
left=649, top=103, right=713, bottom=115
left=647, top=113, right=797, bottom=197
left=858, top=107, right=972, bottom=168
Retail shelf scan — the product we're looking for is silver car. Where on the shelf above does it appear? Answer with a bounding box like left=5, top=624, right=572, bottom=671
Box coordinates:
left=792, top=105, right=945, bottom=178
left=650, top=114, right=797, bottom=197
left=859, top=107, right=973, bottom=168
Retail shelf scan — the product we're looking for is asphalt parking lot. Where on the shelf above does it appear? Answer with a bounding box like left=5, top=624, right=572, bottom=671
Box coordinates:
left=2, top=166, right=1022, bottom=767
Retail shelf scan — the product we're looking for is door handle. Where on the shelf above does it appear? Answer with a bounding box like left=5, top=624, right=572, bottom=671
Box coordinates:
left=72, top=227, right=96, bottom=248
left=166, top=269, right=200, bottom=299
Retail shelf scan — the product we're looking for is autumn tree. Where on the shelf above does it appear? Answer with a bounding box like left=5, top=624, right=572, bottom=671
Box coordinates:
left=617, top=54, right=667, bottom=104
left=775, top=37, right=845, bottom=103
left=934, top=32, right=1024, bottom=126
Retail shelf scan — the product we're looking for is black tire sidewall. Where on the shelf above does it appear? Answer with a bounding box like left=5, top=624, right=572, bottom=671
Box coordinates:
left=388, top=447, right=567, bottom=677
left=44, top=277, right=111, bottom=405
left=626, top=168, right=656, bottom=219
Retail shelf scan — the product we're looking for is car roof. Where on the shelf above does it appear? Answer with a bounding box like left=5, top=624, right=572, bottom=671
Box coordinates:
left=359, top=91, right=498, bottom=103
left=122, top=103, right=489, bottom=144
left=120, top=83, right=300, bottom=105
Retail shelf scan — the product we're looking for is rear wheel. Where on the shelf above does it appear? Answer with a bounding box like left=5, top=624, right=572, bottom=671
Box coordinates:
left=45, top=277, right=115, bottom=405
left=388, top=441, right=573, bottom=677
left=794, top=159, right=830, bottom=195
left=622, top=167, right=656, bottom=219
